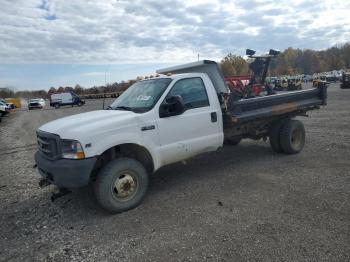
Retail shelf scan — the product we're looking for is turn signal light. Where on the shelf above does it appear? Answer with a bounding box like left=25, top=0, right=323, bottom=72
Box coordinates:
left=75, top=152, right=85, bottom=159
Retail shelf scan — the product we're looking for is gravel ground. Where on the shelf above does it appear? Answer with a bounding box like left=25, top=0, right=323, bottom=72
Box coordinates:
left=0, top=84, right=349, bottom=262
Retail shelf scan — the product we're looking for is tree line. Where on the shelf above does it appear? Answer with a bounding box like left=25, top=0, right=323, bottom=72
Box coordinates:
left=0, top=80, right=136, bottom=99
left=46, top=80, right=136, bottom=96
left=1, top=42, right=349, bottom=99
left=220, top=42, right=350, bottom=76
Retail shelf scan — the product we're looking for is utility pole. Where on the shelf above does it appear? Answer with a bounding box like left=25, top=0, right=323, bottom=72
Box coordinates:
left=102, top=70, right=107, bottom=109
left=198, top=53, right=199, bottom=61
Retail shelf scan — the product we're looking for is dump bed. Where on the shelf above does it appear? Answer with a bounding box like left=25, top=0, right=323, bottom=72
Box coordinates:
left=228, top=85, right=327, bottom=123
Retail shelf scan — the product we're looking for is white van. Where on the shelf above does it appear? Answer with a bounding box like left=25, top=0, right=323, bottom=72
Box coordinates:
left=50, top=92, right=85, bottom=108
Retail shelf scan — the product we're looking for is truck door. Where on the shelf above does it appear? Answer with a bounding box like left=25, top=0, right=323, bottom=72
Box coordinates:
left=156, top=77, right=223, bottom=166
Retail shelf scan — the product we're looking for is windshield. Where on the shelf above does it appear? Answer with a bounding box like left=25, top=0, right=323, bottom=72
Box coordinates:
left=110, top=78, right=172, bottom=112
left=30, top=99, right=40, bottom=102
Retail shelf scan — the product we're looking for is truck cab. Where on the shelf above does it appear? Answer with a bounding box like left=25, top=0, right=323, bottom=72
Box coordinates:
left=36, top=73, right=223, bottom=179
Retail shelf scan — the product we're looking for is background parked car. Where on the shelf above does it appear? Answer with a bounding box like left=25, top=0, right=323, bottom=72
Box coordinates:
left=0, top=98, right=15, bottom=109
left=28, top=98, right=45, bottom=110
left=5, top=98, right=21, bottom=108
left=0, top=101, right=11, bottom=117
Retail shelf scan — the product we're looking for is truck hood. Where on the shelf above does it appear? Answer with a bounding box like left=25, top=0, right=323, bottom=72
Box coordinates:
left=39, top=110, right=136, bottom=139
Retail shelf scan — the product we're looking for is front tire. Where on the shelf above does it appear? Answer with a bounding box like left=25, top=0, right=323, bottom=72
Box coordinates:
left=280, top=120, right=305, bottom=154
left=94, top=158, right=149, bottom=213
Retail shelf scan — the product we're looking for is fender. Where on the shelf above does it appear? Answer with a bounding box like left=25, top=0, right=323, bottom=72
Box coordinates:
left=85, top=133, right=161, bottom=171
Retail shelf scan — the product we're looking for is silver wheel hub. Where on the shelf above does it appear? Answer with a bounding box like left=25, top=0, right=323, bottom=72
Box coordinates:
left=291, top=129, right=302, bottom=148
left=113, top=174, right=137, bottom=200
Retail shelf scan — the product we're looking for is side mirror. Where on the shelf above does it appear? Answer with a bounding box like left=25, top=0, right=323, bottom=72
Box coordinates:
left=159, top=95, right=185, bottom=118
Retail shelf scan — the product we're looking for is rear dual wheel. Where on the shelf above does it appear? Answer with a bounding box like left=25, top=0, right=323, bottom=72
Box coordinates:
left=269, top=119, right=305, bottom=154
left=269, top=120, right=287, bottom=153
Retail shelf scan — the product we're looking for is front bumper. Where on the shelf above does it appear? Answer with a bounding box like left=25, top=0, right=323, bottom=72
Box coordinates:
left=29, top=104, right=42, bottom=109
left=35, top=151, right=97, bottom=189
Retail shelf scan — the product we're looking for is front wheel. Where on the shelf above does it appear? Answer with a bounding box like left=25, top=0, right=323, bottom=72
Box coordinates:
left=94, top=158, right=149, bottom=213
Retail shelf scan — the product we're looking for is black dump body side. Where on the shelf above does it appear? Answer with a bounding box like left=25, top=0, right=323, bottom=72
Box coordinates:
left=228, top=85, right=327, bottom=123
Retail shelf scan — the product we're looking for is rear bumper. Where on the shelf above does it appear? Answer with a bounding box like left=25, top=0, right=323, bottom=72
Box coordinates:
left=35, top=151, right=97, bottom=189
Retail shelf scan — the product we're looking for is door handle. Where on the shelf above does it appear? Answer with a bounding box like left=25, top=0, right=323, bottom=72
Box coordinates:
left=211, top=112, right=217, bottom=122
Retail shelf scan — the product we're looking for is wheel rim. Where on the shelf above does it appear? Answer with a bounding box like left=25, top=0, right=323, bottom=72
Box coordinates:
left=291, top=128, right=302, bottom=149
left=112, top=172, right=138, bottom=201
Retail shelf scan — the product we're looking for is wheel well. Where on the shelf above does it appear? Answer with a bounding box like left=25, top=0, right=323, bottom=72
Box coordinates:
left=93, top=143, right=154, bottom=176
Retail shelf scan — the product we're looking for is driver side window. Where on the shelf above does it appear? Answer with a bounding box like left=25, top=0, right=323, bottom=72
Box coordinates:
left=166, top=77, right=209, bottom=110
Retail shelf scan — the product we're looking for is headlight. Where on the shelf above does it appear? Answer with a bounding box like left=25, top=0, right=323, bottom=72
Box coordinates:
left=60, top=139, right=85, bottom=159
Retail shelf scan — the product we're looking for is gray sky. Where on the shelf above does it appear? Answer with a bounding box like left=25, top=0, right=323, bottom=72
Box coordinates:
left=0, top=0, right=349, bottom=90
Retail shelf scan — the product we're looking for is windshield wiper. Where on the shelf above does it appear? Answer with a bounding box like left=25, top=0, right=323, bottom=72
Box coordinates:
left=113, top=106, right=134, bottom=111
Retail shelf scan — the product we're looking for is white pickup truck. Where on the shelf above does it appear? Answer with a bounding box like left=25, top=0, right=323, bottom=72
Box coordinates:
left=0, top=101, right=11, bottom=120
left=35, top=60, right=327, bottom=213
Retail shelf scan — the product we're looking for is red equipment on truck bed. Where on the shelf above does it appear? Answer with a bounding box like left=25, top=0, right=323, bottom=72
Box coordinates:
left=225, top=75, right=263, bottom=98
left=225, top=75, right=250, bottom=89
